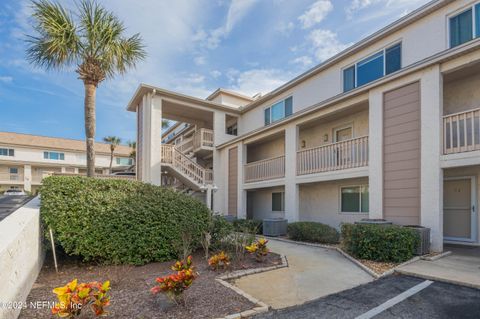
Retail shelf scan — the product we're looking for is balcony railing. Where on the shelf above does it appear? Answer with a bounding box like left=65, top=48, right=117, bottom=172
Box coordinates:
left=244, top=155, right=285, bottom=183
left=193, top=128, right=214, bottom=150
left=297, top=136, right=369, bottom=175
left=176, top=137, right=194, bottom=154
left=443, top=108, right=480, bottom=154
left=0, top=173, right=23, bottom=182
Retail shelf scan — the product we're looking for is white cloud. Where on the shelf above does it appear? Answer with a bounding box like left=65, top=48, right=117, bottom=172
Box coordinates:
left=276, top=21, right=295, bottom=36
left=210, top=70, right=222, bottom=78
left=198, top=0, right=259, bottom=49
left=346, top=0, right=429, bottom=19
left=194, top=56, right=207, bottom=65
left=291, top=56, right=313, bottom=67
left=308, top=29, right=352, bottom=62
left=230, top=69, right=292, bottom=96
left=0, top=76, right=13, bottom=83
left=298, top=0, right=333, bottom=29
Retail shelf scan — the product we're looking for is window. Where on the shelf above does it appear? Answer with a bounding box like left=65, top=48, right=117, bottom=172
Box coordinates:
left=226, top=123, right=238, bottom=136
left=343, top=43, right=402, bottom=92
left=264, top=96, right=293, bottom=125
left=116, top=157, right=133, bottom=165
left=9, top=167, right=18, bottom=174
left=44, top=151, right=65, bottom=160
left=272, top=192, right=285, bottom=211
left=341, top=185, right=369, bottom=213
left=450, top=8, right=473, bottom=47
left=0, top=148, right=14, bottom=156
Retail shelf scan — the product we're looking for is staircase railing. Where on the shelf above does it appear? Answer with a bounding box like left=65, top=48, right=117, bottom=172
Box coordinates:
left=161, top=144, right=212, bottom=186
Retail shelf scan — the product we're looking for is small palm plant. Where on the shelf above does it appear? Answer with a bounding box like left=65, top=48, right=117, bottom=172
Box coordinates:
left=26, top=0, right=146, bottom=177
left=103, top=136, right=121, bottom=172
left=127, top=140, right=136, bottom=161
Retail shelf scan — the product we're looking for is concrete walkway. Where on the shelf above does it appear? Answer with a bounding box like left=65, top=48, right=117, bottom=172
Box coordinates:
left=233, top=239, right=373, bottom=309
left=396, top=245, right=480, bottom=289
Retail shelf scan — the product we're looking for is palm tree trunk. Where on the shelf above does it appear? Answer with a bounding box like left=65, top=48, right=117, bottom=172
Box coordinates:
left=84, top=82, right=96, bottom=177
left=109, top=150, right=113, bottom=173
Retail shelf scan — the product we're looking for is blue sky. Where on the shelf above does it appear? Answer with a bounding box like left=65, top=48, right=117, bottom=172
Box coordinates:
left=0, top=0, right=430, bottom=144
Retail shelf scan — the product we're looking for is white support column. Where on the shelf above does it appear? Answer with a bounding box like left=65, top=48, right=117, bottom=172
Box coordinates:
left=368, top=89, right=384, bottom=219
left=420, top=65, right=443, bottom=252
left=23, top=165, right=31, bottom=193
left=237, top=142, right=247, bottom=219
left=60, top=167, right=66, bottom=173
left=206, top=186, right=212, bottom=211
left=284, top=124, right=299, bottom=222
left=74, top=167, right=79, bottom=174
left=140, top=92, right=163, bottom=185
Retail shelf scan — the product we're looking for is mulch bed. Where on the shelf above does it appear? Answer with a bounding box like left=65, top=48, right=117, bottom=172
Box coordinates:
left=357, top=259, right=398, bottom=275
left=19, top=251, right=281, bottom=319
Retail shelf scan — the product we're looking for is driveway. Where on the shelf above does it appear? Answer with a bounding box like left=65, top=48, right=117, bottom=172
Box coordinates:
left=0, top=195, right=33, bottom=221
left=233, top=239, right=373, bottom=309
left=253, top=275, right=480, bottom=319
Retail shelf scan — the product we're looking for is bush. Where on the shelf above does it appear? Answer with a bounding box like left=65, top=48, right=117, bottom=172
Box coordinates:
left=341, top=224, right=420, bottom=263
left=210, top=215, right=234, bottom=250
left=40, top=176, right=210, bottom=265
left=233, top=219, right=263, bottom=234
left=287, top=222, right=340, bottom=244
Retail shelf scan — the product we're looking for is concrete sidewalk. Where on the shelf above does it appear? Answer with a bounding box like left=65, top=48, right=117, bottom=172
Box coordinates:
left=233, top=239, right=373, bottom=309
left=396, top=245, right=480, bottom=289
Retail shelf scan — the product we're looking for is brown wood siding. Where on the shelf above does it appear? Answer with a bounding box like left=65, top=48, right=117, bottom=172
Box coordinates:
left=228, top=147, right=238, bottom=216
left=383, top=82, right=421, bottom=225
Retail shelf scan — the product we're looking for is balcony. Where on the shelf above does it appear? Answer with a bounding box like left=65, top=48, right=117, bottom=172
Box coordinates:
left=443, top=108, right=480, bottom=155
left=193, top=128, right=214, bottom=154
left=244, top=156, right=285, bottom=183
left=0, top=173, right=23, bottom=183
left=297, top=136, right=369, bottom=175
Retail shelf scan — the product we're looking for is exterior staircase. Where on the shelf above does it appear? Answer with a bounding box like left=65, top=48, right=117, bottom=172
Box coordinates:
left=161, top=144, right=213, bottom=191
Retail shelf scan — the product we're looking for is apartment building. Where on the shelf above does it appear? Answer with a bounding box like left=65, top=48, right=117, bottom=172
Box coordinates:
left=0, top=132, right=133, bottom=194
left=129, top=0, right=480, bottom=252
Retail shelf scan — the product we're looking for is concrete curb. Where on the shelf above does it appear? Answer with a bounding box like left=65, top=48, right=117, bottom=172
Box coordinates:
left=215, top=254, right=289, bottom=318
left=394, top=268, right=480, bottom=290
left=420, top=251, right=451, bottom=261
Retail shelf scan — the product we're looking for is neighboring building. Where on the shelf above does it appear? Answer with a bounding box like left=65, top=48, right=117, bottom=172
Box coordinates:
left=0, top=132, right=133, bottom=194
left=129, top=0, right=480, bottom=252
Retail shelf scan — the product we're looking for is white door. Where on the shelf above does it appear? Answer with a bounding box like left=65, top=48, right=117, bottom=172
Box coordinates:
left=444, top=177, right=477, bottom=242
left=334, top=126, right=353, bottom=167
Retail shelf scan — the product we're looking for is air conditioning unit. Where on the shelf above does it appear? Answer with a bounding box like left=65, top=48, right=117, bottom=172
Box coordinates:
left=404, top=225, right=430, bottom=255
left=263, top=218, right=287, bottom=237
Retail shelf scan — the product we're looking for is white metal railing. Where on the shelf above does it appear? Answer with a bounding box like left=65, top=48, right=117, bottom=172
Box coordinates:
left=297, top=136, right=369, bottom=175
left=443, top=108, right=480, bottom=154
left=161, top=144, right=212, bottom=186
left=52, top=172, right=135, bottom=180
left=244, top=155, right=285, bottom=183
left=0, top=173, right=23, bottom=182
left=193, top=128, right=214, bottom=150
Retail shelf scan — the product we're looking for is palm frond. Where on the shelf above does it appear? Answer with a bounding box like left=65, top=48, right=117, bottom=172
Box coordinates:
left=26, top=0, right=80, bottom=70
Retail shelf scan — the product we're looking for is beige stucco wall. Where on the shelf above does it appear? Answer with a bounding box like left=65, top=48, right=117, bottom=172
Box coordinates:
left=444, top=165, right=480, bottom=243
left=298, top=108, right=369, bottom=150
left=0, top=197, right=44, bottom=319
left=246, top=135, right=285, bottom=163
left=247, top=186, right=285, bottom=220
left=299, top=177, right=369, bottom=229
left=444, top=72, right=480, bottom=115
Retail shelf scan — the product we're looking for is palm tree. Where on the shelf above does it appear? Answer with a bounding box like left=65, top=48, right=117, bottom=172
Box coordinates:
left=26, top=0, right=146, bottom=177
left=103, top=136, right=121, bottom=172
left=162, top=119, right=170, bottom=129
left=127, top=140, right=136, bottom=161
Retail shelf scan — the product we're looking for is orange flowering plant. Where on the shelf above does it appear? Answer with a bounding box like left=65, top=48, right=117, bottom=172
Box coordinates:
left=51, top=279, right=110, bottom=318
left=208, top=251, right=230, bottom=271
left=151, top=256, right=197, bottom=304
left=245, top=238, right=269, bottom=262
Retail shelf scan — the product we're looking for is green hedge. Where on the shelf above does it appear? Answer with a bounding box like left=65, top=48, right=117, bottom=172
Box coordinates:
left=40, top=176, right=210, bottom=265
left=287, top=222, right=340, bottom=244
left=341, top=223, right=420, bottom=263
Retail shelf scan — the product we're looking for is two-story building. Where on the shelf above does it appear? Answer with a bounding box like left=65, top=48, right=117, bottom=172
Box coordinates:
left=128, top=0, right=480, bottom=252
left=0, top=132, right=133, bottom=194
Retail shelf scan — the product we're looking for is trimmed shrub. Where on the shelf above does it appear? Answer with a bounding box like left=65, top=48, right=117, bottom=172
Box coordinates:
left=341, top=223, right=420, bottom=263
left=40, top=176, right=210, bottom=265
left=233, top=219, right=263, bottom=234
left=210, top=214, right=234, bottom=250
left=287, top=222, right=340, bottom=244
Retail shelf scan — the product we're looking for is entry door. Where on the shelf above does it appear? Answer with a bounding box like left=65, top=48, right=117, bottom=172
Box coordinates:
left=334, top=126, right=353, bottom=167
left=444, top=177, right=476, bottom=242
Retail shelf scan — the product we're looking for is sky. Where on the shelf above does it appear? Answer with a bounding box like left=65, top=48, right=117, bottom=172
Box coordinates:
left=0, top=0, right=431, bottom=144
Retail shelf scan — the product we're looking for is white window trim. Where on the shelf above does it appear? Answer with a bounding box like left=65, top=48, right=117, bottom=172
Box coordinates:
left=446, top=2, right=479, bottom=48
left=264, top=95, right=293, bottom=125
left=333, top=123, right=354, bottom=143
left=339, top=184, right=369, bottom=214
left=342, top=40, right=402, bottom=91
left=0, top=148, right=14, bottom=157
left=44, top=151, right=65, bottom=160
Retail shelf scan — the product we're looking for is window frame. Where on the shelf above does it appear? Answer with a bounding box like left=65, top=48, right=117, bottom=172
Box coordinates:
left=333, top=123, right=354, bottom=143
left=0, top=148, right=14, bottom=157
left=264, top=96, right=293, bottom=126
left=447, top=3, right=479, bottom=48
left=339, top=185, right=369, bottom=214
left=44, top=151, right=65, bottom=161
left=9, top=167, right=18, bottom=174
left=116, top=157, right=133, bottom=165
left=342, top=41, right=402, bottom=92
left=271, top=191, right=285, bottom=212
